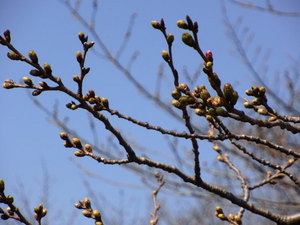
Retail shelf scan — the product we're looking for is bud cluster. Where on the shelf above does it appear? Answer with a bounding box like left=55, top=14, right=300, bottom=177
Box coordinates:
left=34, top=204, right=47, bottom=221
left=75, top=198, right=103, bottom=224
left=171, top=83, right=228, bottom=119
left=82, top=89, right=109, bottom=111
left=223, top=83, right=239, bottom=108
left=176, top=15, right=198, bottom=31
left=214, top=206, right=241, bottom=224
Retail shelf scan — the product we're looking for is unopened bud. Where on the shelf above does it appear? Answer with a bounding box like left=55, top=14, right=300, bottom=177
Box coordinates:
left=0, top=179, right=4, bottom=192
left=72, top=137, right=82, bottom=148
left=30, top=69, right=42, bottom=77
left=23, top=76, right=33, bottom=86
left=4, top=30, right=11, bottom=43
left=78, top=31, right=87, bottom=44
left=32, top=89, right=42, bottom=96
left=177, top=20, right=188, bottom=29
left=101, top=97, right=109, bottom=108
left=43, top=63, right=52, bottom=75
left=82, top=210, right=92, bottom=217
left=7, top=52, right=20, bottom=60
left=151, top=21, right=160, bottom=29
left=161, top=50, right=170, bottom=62
left=28, top=50, right=38, bottom=64
left=76, top=51, right=83, bottom=64
left=92, top=210, right=101, bottom=219
left=59, top=132, right=69, bottom=140
left=257, top=108, right=267, bottom=115
left=73, top=75, right=80, bottom=83
left=74, top=151, right=85, bottom=157
left=171, top=99, right=181, bottom=108
left=84, top=144, right=92, bottom=152
left=182, top=33, right=195, bottom=47
left=171, top=89, right=181, bottom=99
left=167, top=33, right=174, bottom=44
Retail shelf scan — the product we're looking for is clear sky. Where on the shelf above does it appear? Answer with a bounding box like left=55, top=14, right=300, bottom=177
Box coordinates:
left=0, top=0, right=300, bottom=224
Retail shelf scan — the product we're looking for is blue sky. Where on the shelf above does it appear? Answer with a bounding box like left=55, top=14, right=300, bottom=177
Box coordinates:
left=1, top=0, right=300, bottom=224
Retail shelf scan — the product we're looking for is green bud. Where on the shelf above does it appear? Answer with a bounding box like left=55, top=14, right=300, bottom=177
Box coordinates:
left=23, top=76, right=33, bottom=86
left=177, top=20, right=188, bottom=29
left=207, top=108, right=216, bottom=116
left=230, top=91, right=239, bottom=106
left=216, top=107, right=227, bottom=116
left=28, top=50, right=38, bottom=64
left=7, top=52, right=20, bottom=60
left=171, top=89, right=181, bottom=100
left=178, top=95, right=189, bottom=107
left=182, top=33, right=195, bottom=47
left=74, top=151, right=85, bottom=157
left=0, top=179, right=5, bottom=192
left=151, top=21, right=160, bottom=29
left=177, top=83, right=189, bottom=92
left=167, top=33, right=174, bottom=44
left=200, top=89, right=210, bottom=101
left=223, top=83, right=234, bottom=99
left=161, top=50, right=170, bottom=62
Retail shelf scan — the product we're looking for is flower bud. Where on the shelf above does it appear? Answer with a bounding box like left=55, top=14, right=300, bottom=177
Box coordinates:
left=2, top=82, right=14, bottom=89
left=6, top=206, right=13, bottom=215
left=205, top=50, right=213, bottom=61
left=215, top=206, right=223, bottom=214
left=76, top=51, right=83, bottom=64
left=182, top=33, right=195, bottom=48
left=230, top=91, right=239, bottom=106
left=216, top=107, right=227, bottom=116
left=95, top=222, right=103, bottom=225
left=7, top=52, right=20, bottom=60
left=195, top=108, right=205, bottom=116
left=245, top=89, right=253, bottom=96
left=73, top=75, right=80, bottom=83
left=92, top=210, right=101, bottom=219
left=89, top=97, right=96, bottom=104
left=268, top=116, right=277, bottom=122
left=223, top=83, right=234, bottom=99
left=243, top=102, right=253, bottom=108
left=38, top=81, right=49, bottom=89
left=6, top=195, right=14, bottom=204
left=84, top=144, right=92, bottom=152
left=171, top=89, right=181, bottom=100
left=70, top=104, right=78, bottom=110
left=205, top=114, right=213, bottom=122
left=177, top=83, right=189, bottom=92
left=171, top=99, right=181, bottom=108
left=88, top=89, right=95, bottom=97
left=74, top=151, right=85, bottom=157
left=252, top=98, right=261, bottom=105
left=259, top=86, right=266, bottom=95
left=177, top=20, right=188, bottom=29
left=84, top=197, right=91, bottom=208
left=78, top=31, right=87, bottom=44
left=217, top=213, right=226, bottom=220
left=161, top=50, right=170, bottom=62
left=59, top=132, right=69, bottom=140
left=23, top=76, right=33, bottom=86
left=257, top=108, right=267, bottom=115
left=151, top=21, right=160, bottom=29
left=101, top=97, right=109, bottom=108
left=84, top=41, right=95, bottom=49
left=30, top=69, right=42, bottom=77
left=28, top=50, right=38, bottom=64
left=178, top=96, right=189, bottom=107
left=32, top=89, right=42, bottom=96
left=72, top=137, right=82, bottom=148
left=200, top=89, right=210, bottom=101
left=41, top=209, right=47, bottom=217
left=43, top=63, right=52, bottom=75
left=234, top=215, right=241, bottom=222
left=167, top=33, right=174, bottom=44
left=205, top=61, right=213, bottom=68
left=82, top=210, right=92, bottom=217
